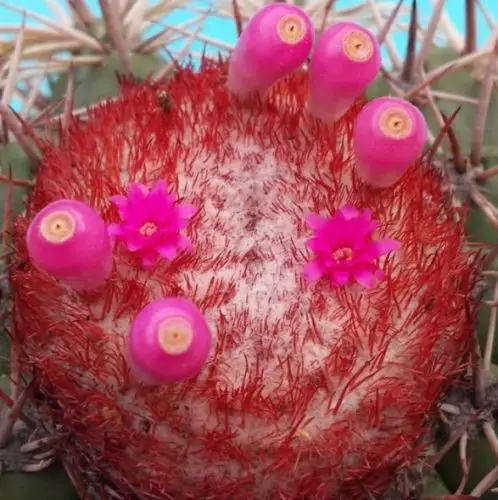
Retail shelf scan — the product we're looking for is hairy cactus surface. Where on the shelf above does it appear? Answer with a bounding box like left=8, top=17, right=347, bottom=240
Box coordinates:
left=9, top=53, right=481, bottom=497
left=2, top=1, right=498, bottom=499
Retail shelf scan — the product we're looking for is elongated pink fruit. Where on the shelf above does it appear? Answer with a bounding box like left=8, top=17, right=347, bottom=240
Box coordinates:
left=308, top=22, right=380, bottom=122
left=26, top=199, right=112, bottom=290
left=353, top=97, right=428, bottom=188
left=127, top=297, right=212, bottom=384
left=227, top=3, right=314, bottom=98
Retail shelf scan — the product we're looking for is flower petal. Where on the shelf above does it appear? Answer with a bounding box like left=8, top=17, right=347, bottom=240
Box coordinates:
left=337, top=204, right=360, bottom=220
left=139, top=251, right=157, bottom=269
left=305, top=237, right=321, bottom=253
left=371, top=239, right=401, bottom=257
left=305, top=214, right=328, bottom=230
left=150, top=179, right=169, bottom=196
left=125, top=233, right=145, bottom=252
left=354, top=268, right=376, bottom=288
left=303, top=261, right=323, bottom=281
left=146, top=181, right=172, bottom=216
left=176, top=203, right=197, bottom=221
left=359, top=209, right=372, bottom=222
left=127, top=183, right=149, bottom=206
left=107, top=223, right=124, bottom=238
left=177, top=235, right=193, bottom=251
left=331, top=270, right=350, bottom=286
left=110, top=195, right=129, bottom=216
left=375, top=268, right=386, bottom=281
left=157, top=243, right=178, bottom=260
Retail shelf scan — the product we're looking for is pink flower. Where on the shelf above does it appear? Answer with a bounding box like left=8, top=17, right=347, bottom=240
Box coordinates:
left=303, top=205, right=400, bottom=288
left=108, top=180, right=196, bottom=268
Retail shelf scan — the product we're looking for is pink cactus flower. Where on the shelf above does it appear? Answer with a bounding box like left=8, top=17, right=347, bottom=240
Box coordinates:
left=26, top=199, right=112, bottom=291
left=308, top=21, right=380, bottom=123
left=127, top=297, right=213, bottom=384
left=227, top=3, right=314, bottom=98
left=303, top=205, right=400, bottom=288
left=353, top=96, right=428, bottom=188
left=108, top=180, right=196, bottom=268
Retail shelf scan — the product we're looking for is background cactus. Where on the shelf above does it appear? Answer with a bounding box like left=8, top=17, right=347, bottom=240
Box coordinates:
left=0, top=0, right=497, bottom=498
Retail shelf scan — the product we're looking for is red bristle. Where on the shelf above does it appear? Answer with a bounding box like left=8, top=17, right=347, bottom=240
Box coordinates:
left=9, top=59, right=482, bottom=499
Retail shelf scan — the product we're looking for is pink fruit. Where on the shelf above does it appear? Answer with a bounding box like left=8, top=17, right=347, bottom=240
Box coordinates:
left=308, top=21, right=380, bottom=122
left=128, top=297, right=213, bottom=384
left=26, top=199, right=112, bottom=290
left=227, top=3, right=314, bottom=98
left=353, top=96, right=428, bottom=188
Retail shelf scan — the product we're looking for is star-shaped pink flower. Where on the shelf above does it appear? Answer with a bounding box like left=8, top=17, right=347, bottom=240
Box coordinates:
left=303, top=204, right=400, bottom=288
left=108, top=180, right=196, bottom=268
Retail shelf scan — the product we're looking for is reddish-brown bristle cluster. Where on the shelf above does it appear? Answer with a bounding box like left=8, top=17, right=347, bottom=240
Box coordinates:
left=10, top=59, right=480, bottom=499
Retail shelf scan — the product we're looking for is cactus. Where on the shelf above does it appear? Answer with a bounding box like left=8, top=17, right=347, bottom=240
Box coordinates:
left=0, top=1, right=497, bottom=499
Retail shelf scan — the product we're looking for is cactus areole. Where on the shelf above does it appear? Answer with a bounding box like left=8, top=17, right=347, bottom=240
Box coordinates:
left=10, top=7, right=480, bottom=500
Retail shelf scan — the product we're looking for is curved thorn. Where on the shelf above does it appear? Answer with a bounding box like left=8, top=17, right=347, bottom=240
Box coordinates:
left=401, top=0, right=417, bottom=83
left=1, top=13, right=25, bottom=108
left=232, top=0, right=243, bottom=38
left=427, top=424, right=468, bottom=467
left=440, top=108, right=466, bottom=172
left=403, top=62, right=456, bottom=99
left=67, top=0, right=94, bottom=26
left=470, top=33, right=498, bottom=167
left=318, top=0, right=336, bottom=35
left=457, top=432, right=470, bottom=494
left=415, top=0, right=446, bottom=73
left=98, top=0, right=132, bottom=77
left=376, top=0, right=403, bottom=46
left=0, top=380, right=36, bottom=447
left=0, top=0, right=104, bottom=52
left=62, top=66, right=76, bottom=130
left=471, top=464, right=498, bottom=497
left=152, top=8, right=212, bottom=85
left=0, top=104, right=41, bottom=163
left=464, top=0, right=477, bottom=55
left=477, top=165, right=498, bottom=181
left=425, top=106, right=461, bottom=165
left=483, top=280, right=498, bottom=371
